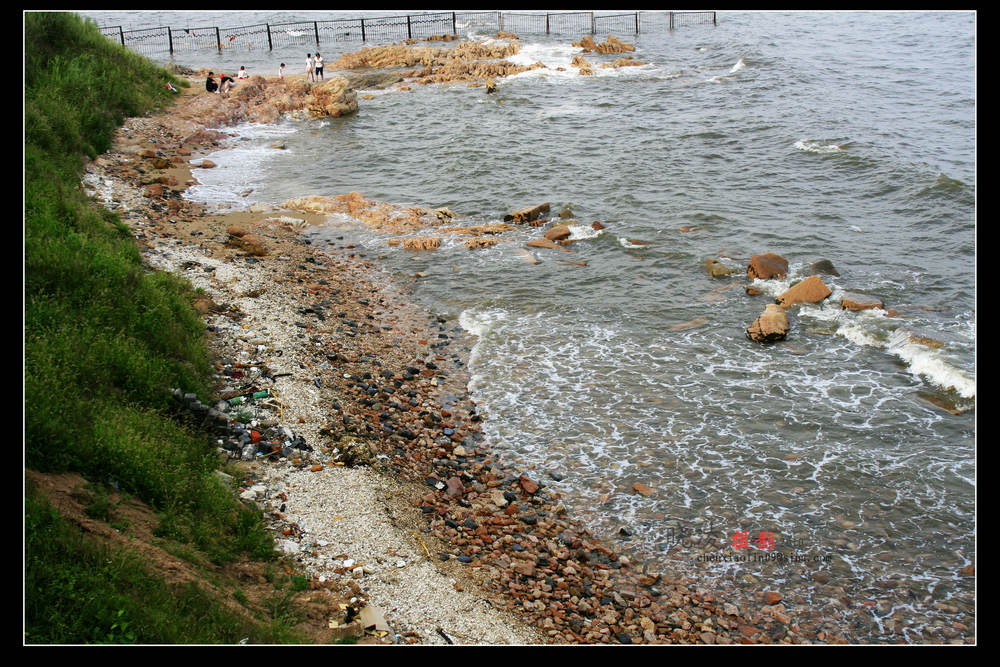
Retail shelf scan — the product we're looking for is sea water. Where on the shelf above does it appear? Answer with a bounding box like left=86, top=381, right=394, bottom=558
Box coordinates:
left=82, top=10, right=976, bottom=642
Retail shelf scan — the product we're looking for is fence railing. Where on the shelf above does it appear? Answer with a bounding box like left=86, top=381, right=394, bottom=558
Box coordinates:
left=98, top=11, right=716, bottom=58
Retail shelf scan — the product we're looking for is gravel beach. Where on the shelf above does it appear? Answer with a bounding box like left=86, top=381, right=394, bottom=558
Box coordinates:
left=79, top=71, right=837, bottom=645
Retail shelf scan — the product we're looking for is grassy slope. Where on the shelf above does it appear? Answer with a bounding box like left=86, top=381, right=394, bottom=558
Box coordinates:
left=24, top=12, right=300, bottom=644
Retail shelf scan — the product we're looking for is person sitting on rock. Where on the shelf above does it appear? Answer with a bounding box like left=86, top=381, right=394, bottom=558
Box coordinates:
left=206, top=72, right=218, bottom=93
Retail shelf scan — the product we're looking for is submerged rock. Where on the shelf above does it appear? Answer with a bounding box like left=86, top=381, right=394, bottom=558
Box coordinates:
left=841, top=292, right=884, bottom=311
left=705, top=258, right=734, bottom=277
left=670, top=316, right=710, bottom=331
left=806, top=258, right=840, bottom=277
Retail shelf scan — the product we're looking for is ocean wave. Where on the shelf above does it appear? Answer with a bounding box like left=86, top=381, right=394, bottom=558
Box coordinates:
left=707, top=58, right=747, bottom=82
left=886, top=329, right=976, bottom=398
left=794, top=138, right=850, bottom=154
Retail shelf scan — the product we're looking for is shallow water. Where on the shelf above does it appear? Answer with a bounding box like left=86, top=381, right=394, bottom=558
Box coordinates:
left=85, top=10, right=976, bottom=642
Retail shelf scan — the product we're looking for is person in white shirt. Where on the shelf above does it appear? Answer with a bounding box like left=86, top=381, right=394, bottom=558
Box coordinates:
left=306, top=53, right=315, bottom=82
left=279, top=63, right=285, bottom=80
left=237, top=66, right=248, bottom=79
left=314, top=53, right=324, bottom=81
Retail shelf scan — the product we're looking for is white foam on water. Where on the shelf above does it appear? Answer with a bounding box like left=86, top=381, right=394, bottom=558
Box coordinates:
left=887, top=329, right=976, bottom=398
left=707, top=58, right=747, bottom=82
left=184, top=121, right=299, bottom=211
left=567, top=223, right=605, bottom=241
left=794, top=139, right=847, bottom=154
left=507, top=41, right=582, bottom=69
left=458, top=307, right=509, bottom=371
left=505, top=40, right=644, bottom=80
left=822, top=314, right=975, bottom=398
left=747, top=276, right=793, bottom=297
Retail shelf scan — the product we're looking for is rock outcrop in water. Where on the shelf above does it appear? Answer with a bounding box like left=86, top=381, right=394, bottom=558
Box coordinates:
left=776, top=275, right=832, bottom=307
left=573, top=35, right=636, bottom=54
left=329, top=39, right=546, bottom=87
left=180, top=73, right=359, bottom=126
left=746, top=303, right=790, bottom=342
left=504, top=202, right=551, bottom=223
left=747, top=252, right=789, bottom=280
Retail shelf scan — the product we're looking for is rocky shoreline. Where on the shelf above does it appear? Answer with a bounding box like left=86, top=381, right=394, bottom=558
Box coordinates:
left=79, top=55, right=872, bottom=644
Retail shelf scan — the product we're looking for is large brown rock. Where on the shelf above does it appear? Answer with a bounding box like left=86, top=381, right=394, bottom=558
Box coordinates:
left=544, top=224, right=572, bottom=242
left=776, top=275, right=831, bottom=307
left=226, top=230, right=267, bottom=256
left=505, top=202, right=550, bottom=223
left=746, top=304, right=790, bottom=343
left=307, top=77, right=359, bottom=118
left=574, top=35, right=636, bottom=54
left=747, top=253, right=789, bottom=280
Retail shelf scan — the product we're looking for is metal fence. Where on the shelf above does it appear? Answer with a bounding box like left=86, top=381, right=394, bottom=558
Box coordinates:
left=98, top=11, right=716, bottom=58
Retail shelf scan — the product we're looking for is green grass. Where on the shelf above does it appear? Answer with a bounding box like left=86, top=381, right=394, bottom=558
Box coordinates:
left=24, top=484, right=306, bottom=644
left=24, top=12, right=288, bottom=643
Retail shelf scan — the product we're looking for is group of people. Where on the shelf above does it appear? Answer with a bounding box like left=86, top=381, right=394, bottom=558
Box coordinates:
left=306, top=53, right=324, bottom=81
left=206, top=54, right=328, bottom=95
left=205, top=65, right=250, bottom=95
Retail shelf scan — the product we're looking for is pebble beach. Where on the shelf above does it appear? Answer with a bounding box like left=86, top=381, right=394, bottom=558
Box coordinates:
left=78, top=62, right=972, bottom=645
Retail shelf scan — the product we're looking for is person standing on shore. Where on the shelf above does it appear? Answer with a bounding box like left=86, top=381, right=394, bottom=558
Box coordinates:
left=306, top=53, right=315, bottom=82
left=279, top=63, right=285, bottom=80
left=314, top=52, right=324, bottom=81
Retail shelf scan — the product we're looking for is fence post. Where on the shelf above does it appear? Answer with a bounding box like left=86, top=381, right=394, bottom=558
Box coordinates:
left=713, top=12, right=717, bottom=26
left=407, top=15, right=412, bottom=39
left=591, top=12, right=595, bottom=35
left=546, top=14, right=550, bottom=35
left=167, top=27, right=173, bottom=54
left=361, top=18, right=366, bottom=42
left=635, top=12, right=639, bottom=34
left=313, top=21, right=319, bottom=46
left=118, top=26, right=124, bottom=46
left=215, top=27, right=221, bottom=50
left=452, top=11, right=456, bottom=36
left=266, top=24, right=272, bottom=51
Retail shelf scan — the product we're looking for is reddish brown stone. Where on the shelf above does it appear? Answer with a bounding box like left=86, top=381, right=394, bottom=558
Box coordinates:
left=504, top=202, right=550, bottom=223
left=746, top=304, right=789, bottom=343
left=776, top=275, right=832, bottom=307
left=747, top=252, right=789, bottom=280
left=632, top=482, right=656, bottom=497
left=544, top=224, right=572, bottom=242
left=520, top=474, right=540, bottom=494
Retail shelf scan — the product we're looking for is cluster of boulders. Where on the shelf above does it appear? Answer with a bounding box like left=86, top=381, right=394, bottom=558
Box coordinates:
left=185, top=72, right=359, bottom=126
left=736, top=252, right=888, bottom=343
left=331, top=34, right=646, bottom=90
